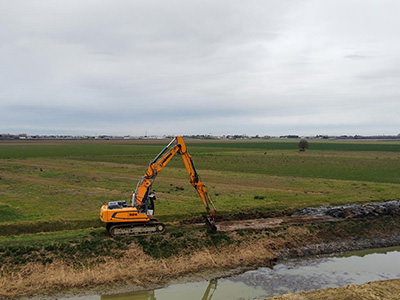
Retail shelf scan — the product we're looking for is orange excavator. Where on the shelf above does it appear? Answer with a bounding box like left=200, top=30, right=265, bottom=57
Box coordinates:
left=100, top=136, right=218, bottom=236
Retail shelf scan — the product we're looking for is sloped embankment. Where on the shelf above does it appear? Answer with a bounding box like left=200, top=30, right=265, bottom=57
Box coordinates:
left=2, top=200, right=400, bottom=299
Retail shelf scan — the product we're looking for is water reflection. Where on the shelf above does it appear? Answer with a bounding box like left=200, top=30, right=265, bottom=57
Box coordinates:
left=101, top=280, right=218, bottom=300
left=201, top=279, right=217, bottom=300
left=102, top=290, right=155, bottom=300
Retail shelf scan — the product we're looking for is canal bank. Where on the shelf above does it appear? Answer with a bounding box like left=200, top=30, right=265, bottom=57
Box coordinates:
left=57, top=246, right=400, bottom=300
left=7, top=214, right=400, bottom=300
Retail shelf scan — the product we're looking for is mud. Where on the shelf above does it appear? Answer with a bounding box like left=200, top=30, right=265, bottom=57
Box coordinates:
left=216, top=215, right=338, bottom=232
left=180, top=211, right=290, bottom=225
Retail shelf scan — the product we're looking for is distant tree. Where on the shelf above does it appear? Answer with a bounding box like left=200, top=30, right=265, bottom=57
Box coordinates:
left=298, top=139, right=309, bottom=152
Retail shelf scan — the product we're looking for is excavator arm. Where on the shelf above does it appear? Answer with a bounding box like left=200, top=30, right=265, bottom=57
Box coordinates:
left=133, top=138, right=181, bottom=208
left=133, top=137, right=217, bottom=227
left=178, top=137, right=217, bottom=219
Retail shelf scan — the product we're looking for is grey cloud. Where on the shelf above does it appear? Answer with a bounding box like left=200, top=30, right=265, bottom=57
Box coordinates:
left=357, top=67, right=400, bottom=80
left=344, top=54, right=369, bottom=59
left=1, top=0, right=400, bottom=136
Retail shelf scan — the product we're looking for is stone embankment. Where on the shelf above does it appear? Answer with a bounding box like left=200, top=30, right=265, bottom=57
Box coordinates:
left=277, top=234, right=400, bottom=260
left=217, top=200, right=400, bottom=232
left=293, top=200, right=400, bottom=218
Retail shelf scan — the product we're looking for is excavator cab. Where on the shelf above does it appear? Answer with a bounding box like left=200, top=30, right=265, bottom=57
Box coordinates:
left=146, top=191, right=156, bottom=216
left=132, top=190, right=156, bottom=215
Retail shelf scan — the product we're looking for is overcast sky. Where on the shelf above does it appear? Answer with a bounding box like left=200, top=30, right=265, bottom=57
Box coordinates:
left=1, top=0, right=399, bottom=136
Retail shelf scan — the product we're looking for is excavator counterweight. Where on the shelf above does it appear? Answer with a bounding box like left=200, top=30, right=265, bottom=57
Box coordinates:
left=100, top=137, right=217, bottom=236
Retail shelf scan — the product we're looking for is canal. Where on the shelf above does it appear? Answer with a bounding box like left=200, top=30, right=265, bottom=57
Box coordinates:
left=61, top=246, right=400, bottom=300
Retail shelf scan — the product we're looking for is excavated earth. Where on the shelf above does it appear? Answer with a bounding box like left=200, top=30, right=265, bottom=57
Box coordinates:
left=216, top=215, right=339, bottom=232
left=216, top=199, right=400, bottom=232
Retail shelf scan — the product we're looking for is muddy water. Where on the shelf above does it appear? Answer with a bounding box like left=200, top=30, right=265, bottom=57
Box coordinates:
left=62, top=246, right=400, bottom=300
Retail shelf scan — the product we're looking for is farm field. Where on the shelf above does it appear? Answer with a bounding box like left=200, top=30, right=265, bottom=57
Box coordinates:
left=1, top=139, right=400, bottom=234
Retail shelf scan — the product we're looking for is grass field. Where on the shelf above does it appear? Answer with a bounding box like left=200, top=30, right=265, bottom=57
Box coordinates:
left=1, top=138, right=400, bottom=236
left=0, top=140, right=400, bottom=235
left=1, top=138, right=400, bottom=297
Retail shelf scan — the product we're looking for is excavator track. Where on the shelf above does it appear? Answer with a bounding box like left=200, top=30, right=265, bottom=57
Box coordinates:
left=108, top=219, right=165, bottom=237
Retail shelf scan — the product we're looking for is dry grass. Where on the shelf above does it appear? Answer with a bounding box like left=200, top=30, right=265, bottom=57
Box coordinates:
left=0, top=238, right=277, bottom=299
left=266, top=279, right=400, bottom=300
left=1, top=215, right=399, bottom=299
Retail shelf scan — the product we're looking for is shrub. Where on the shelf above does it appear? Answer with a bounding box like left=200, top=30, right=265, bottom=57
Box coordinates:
left=298, top=139, right=309, bottom=152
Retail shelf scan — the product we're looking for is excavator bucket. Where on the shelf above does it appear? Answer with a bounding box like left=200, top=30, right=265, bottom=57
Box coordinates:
left=205, top=216, right=217, bottom=232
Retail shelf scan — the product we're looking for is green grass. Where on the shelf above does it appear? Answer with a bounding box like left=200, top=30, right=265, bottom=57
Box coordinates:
left=0, top=139, right=400, bottom=235
left=193, top=140, right=400, bottom=152
left=0, top=142, right=163, bottom=159
left=0, top=228, right=131, bottom=268
left=1, top=139, right=400, bottom=159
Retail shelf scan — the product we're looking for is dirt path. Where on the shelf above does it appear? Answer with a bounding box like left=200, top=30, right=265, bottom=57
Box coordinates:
left=216, top=215, right=338, bottom=231
left=266, top=278, right=400, bottom=300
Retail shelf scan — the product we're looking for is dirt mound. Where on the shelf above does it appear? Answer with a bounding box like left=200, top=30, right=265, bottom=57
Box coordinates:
left=182, top=200, right=400, bottom=232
